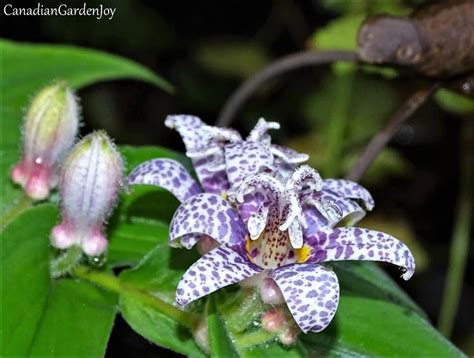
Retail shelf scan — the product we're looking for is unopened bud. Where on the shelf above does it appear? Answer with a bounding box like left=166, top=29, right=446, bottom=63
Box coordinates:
left=261, top=309, right=287, bottom=333
left=278, top=326, right=300, bottom=346
left=11, top=81, right=79, bottom=200
left=50, top=131, right=123, bottom=256
left=260, top=277, right=285, bottom=304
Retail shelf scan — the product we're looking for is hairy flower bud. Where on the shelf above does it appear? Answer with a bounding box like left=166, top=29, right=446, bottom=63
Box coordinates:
left=260, top=277, right=285, bottom=305
left=50, top=131, right=123, bottom=256
left=11, top=81, right=79, bottom=200
left=261, top=309, right=287, bottom=333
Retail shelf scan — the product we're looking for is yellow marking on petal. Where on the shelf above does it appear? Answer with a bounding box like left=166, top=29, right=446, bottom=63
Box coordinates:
left=295, top=244, right=312, bottom=263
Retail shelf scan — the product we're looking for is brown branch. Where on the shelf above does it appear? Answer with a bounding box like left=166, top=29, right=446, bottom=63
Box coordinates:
left=346, top=82, right=440, bottom=182
left=216, top=50, right=358, bottom=127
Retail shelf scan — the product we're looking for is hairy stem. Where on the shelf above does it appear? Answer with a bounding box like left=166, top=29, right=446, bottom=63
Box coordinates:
left=217, top=50, right=358, bottom=126
left=234, top=329, right=276, bottom=349
left=50, top=245, right=83, bottom=278
left=438, top=121, right=473, bottom=337
left=347, top=82, right=440, bottom=181
left=73, top=265, right=201, bottom=330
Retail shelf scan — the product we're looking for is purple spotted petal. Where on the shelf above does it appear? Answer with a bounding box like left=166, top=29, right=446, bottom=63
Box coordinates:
left=306, top=227, right=415, bottom=280
left=164, top=115, right=209, bottom=153
left=270, top=144, right=309, bottom=164
left=236, top=192, right=266, bottom=223
left=192, top=152, right=229, bottom=194
left=176, top=245, right=262, bottom=306
left=271, top=263, right=339, bottom=333
left=169, top=193, right=247, bottom=248
left=318, top=190, right=366, bottom=226
left=127, top=158, right=201, bottom=203
left=224, top=141, right=273, bottom=189
left=323, top=179, right=374, bottom=210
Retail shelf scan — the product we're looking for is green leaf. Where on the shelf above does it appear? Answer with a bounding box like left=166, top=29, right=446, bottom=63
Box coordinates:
left=0, top=38, right=172, bottom=219
left=435, top=89, right=474, bottom=115
left=119, top=244, right=205, bottom=357
left=242, top=341, right=308, bottom=358
left=1, top=204, right=117, bottom=356
left=108, top=217, right=169, bottom=267
left=332, top=261, right=423, bottom=315
left=208, top=296, right=239, bottom=358
left=301, top=296, right=464, bottom=357
left=29, top=279, right=117, bottom=357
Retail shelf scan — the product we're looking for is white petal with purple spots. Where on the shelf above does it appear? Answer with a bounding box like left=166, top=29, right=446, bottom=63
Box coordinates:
left=323, top=179, right=374, bottom=210
left=317, top=190, right=366, bottom=226
left=127, top=158, right=201, bottom=203
left=164, top=115, right=209, bottom=153
left=270, top=144, right=309, bottom=164
left=271, top=263, right=339, bottom=333
left=169, top=193, right=247, bottom=248
left=224, top=141, right=273, bottom=189
left=176, top=245, right=262, bottom=306
left=307, top=227, right=415, bottom=280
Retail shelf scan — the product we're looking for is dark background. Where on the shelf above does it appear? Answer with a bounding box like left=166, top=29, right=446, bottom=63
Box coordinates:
left=2, top=0, right=473, bottom=356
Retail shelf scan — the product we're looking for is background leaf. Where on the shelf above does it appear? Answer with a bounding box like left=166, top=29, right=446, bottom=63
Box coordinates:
left=118, top=244, right=205, bottom=357
left=301, top=296, right=463, bottom=357
left=0, top=38, right=171, bottom=218
left=1, top=204, right=117, bottom=357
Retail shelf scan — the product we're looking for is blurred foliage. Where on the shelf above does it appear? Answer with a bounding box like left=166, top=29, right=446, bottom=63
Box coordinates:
left=195, top=41, right=270, bottom=78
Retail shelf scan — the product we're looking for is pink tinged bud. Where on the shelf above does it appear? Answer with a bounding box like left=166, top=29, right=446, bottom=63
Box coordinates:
left=50, top=131, right=124, bottom=256
left=260, top=277, right=285, bottom=304
left=261, top=309, right=287, bottom=333
left=278, top=326, right=300, bottom=346
left=11, top=81, right=79, bottom=200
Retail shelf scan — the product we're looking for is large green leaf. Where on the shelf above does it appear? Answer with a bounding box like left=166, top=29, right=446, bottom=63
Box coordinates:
left=1, top=204, right=117, bottom=357
left=0, top=38, right=172, bottom=218
left=108, top=217, right=169, bottom=267
left=301, top=296, right=463, bottom=357
left=119, top=244, right=205, bottom=357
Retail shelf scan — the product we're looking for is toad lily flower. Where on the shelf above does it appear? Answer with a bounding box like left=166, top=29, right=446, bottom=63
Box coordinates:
left=127, top=115, right=310, bottom=248
left=171, top=166, right=415, bottom=333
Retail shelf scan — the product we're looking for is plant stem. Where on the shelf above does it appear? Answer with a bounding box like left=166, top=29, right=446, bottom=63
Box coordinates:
left=347, top=82, right=439, bottom=182
left=216, top=50, right=358, bottom=126
left=50, top=245, right=83, bottom=278
left=0, top=194, right=33, bottom=229
left=438, top=121, right=473, bottom=337
left=234, top=329, right=276, bottom=349
left=73, top=265, right=201, bottom=330
left=323, top=71, right=354, bottom=177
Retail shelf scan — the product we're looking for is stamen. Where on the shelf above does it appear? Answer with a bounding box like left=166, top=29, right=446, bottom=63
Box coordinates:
left=247, top=117, right=280, bottom=142
left=248, top=205, right=269, bottom=240
left=234, top=173, right=284, bottom=204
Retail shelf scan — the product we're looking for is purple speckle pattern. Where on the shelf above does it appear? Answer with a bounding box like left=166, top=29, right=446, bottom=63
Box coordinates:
left=127, top=158, right=201, bottom=203
left=176, top=244, right=262, bottom=306
left=165, top=114, right=241, bottom=195
left=306, top=227, right=415, bottom=280
left=169, top=193, right=247, bottom=248
left=224, top=141, right=273, bottom=189
left=271, top=263, right=339, bottom=333
left=322, top=179, right=374, bottom=211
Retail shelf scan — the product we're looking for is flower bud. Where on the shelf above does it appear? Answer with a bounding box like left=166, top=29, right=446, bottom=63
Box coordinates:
left=50, top=131, right=123, bottom=256
left=278, top=326, right=300, bottom=346
left=11, top=81, right=79, bottom=200
left=261, top=309, right=287, bottom=333
left=260, top=277, right=285, bottom=304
